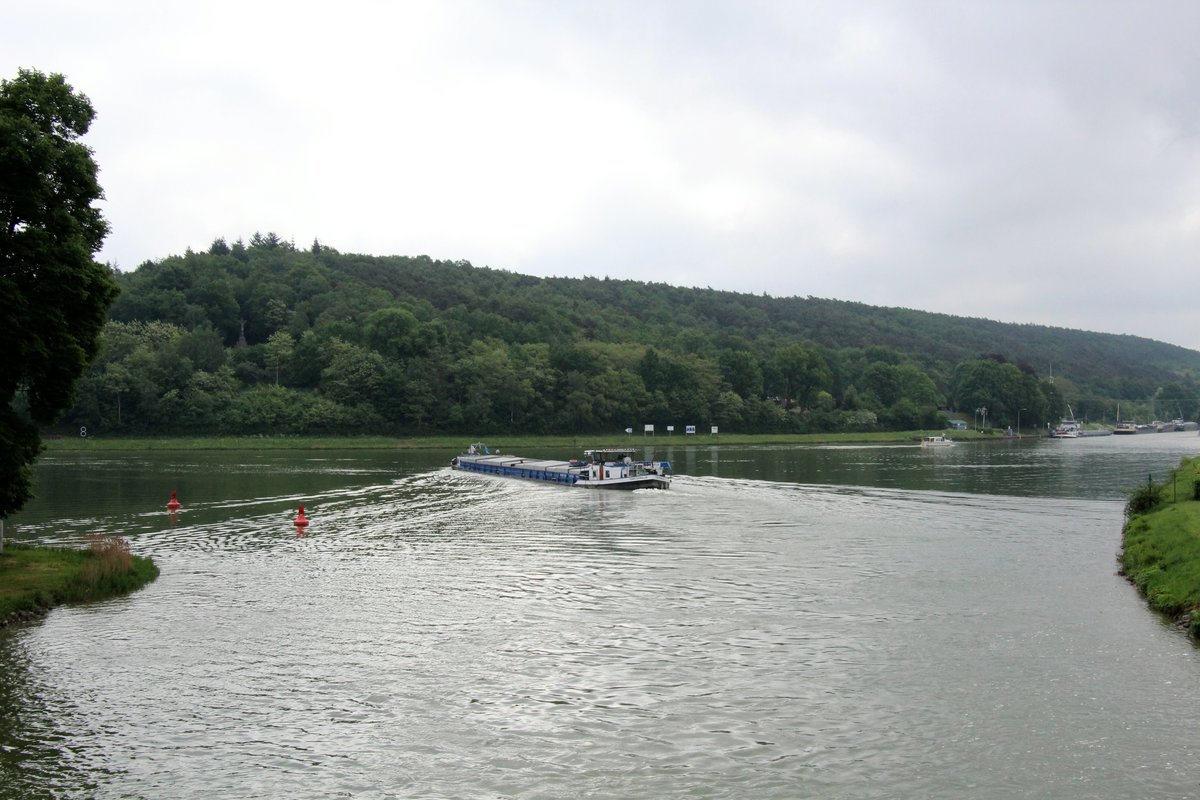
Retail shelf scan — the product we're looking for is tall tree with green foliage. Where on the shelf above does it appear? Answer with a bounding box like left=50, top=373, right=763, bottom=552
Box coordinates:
left=0, top=69, right=118, bottom=518
left=770, top=344, right=832, bottom=410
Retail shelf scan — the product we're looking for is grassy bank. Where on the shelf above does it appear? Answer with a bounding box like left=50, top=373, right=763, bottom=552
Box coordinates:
left=1120, top=456, right=1200, bottom=637
left=43, top=429, right=1007, bottom=452
left=0, top=536, right=159, bottom=627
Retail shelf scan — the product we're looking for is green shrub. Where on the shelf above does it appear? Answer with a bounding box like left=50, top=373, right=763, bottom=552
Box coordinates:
left=1125, top=481, right=1163, bottom=518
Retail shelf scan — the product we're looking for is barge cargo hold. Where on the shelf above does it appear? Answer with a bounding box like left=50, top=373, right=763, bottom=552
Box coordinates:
left=451, top=446, right=671, bottom=490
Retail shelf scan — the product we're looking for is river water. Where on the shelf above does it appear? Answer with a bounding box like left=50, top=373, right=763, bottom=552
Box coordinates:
left=2, top=434, right=1200, bottom=799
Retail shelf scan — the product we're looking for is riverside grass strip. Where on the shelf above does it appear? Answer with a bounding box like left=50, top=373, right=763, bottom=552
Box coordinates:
left=1121, top=456, right=1200, bottom=637
left=0, top=538, right=159, bottom=626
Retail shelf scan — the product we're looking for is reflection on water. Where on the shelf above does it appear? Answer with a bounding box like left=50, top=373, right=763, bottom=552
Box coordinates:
left=2, top=435, right=1200, bottom=798
left=656, top=431, right=1200, bottom=500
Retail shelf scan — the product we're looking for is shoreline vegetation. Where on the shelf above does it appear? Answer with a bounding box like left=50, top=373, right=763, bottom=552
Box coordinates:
left=1120, top=456, right=1200, bottom=638
left=41, top=429, right=1016, bottom=452
left=0, top=536, right=159, bottom=629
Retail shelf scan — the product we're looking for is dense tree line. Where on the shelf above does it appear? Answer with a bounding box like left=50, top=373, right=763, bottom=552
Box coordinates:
left=55, top=235, right=1200, bottom=438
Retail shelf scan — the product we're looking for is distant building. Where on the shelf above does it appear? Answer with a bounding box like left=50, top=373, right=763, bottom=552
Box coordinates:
left=948, top=420, right=968, bottom=430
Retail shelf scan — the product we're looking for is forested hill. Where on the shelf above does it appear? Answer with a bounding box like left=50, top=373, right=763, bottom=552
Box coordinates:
left=61, top=234, right=1200, bottom=437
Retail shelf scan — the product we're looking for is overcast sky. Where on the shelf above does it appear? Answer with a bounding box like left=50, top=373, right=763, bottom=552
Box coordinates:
left=5, top=1, right=1199, bottom=350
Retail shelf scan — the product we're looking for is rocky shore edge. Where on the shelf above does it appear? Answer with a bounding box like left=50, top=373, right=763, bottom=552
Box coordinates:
left=0, top=606, right=50, bottom=630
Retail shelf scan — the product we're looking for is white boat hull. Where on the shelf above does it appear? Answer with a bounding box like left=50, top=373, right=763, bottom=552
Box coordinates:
left=920, top=435, right=954, bottom=447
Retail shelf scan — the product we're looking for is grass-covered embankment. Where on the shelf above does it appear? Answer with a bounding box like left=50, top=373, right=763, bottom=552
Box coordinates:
left=42, top=429, right=1005, bottom=452
left=1120, top=456, right=1200, bottom=637
left=0, top=536, right=159, bottom=628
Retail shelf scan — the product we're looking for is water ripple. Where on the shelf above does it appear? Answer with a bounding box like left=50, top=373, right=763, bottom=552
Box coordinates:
left=4, top=446, right=1200, bottom=798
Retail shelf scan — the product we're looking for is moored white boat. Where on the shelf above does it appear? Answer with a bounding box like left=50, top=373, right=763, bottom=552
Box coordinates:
left=1049, top=422, right=1080, bottom=438
left=451, top=445, right=671, bottom=489
left=1050, top=405, right=1084, bottom=438
left=920, top=435, right=955, bottom=447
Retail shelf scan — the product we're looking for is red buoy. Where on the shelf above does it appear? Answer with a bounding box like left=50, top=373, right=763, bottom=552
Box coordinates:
left=293, top=505, right=310, bottom=528
left=166, top=490, right=182, bottom=511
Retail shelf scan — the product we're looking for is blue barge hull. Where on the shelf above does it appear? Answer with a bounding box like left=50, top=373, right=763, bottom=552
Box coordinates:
left=451, top=448, right=670, bottom=489
left=452, top=454, right=582, bottom=485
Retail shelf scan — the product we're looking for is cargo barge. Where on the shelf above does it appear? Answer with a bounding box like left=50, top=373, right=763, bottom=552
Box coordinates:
left=451, top=445, right=671, bottom=490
